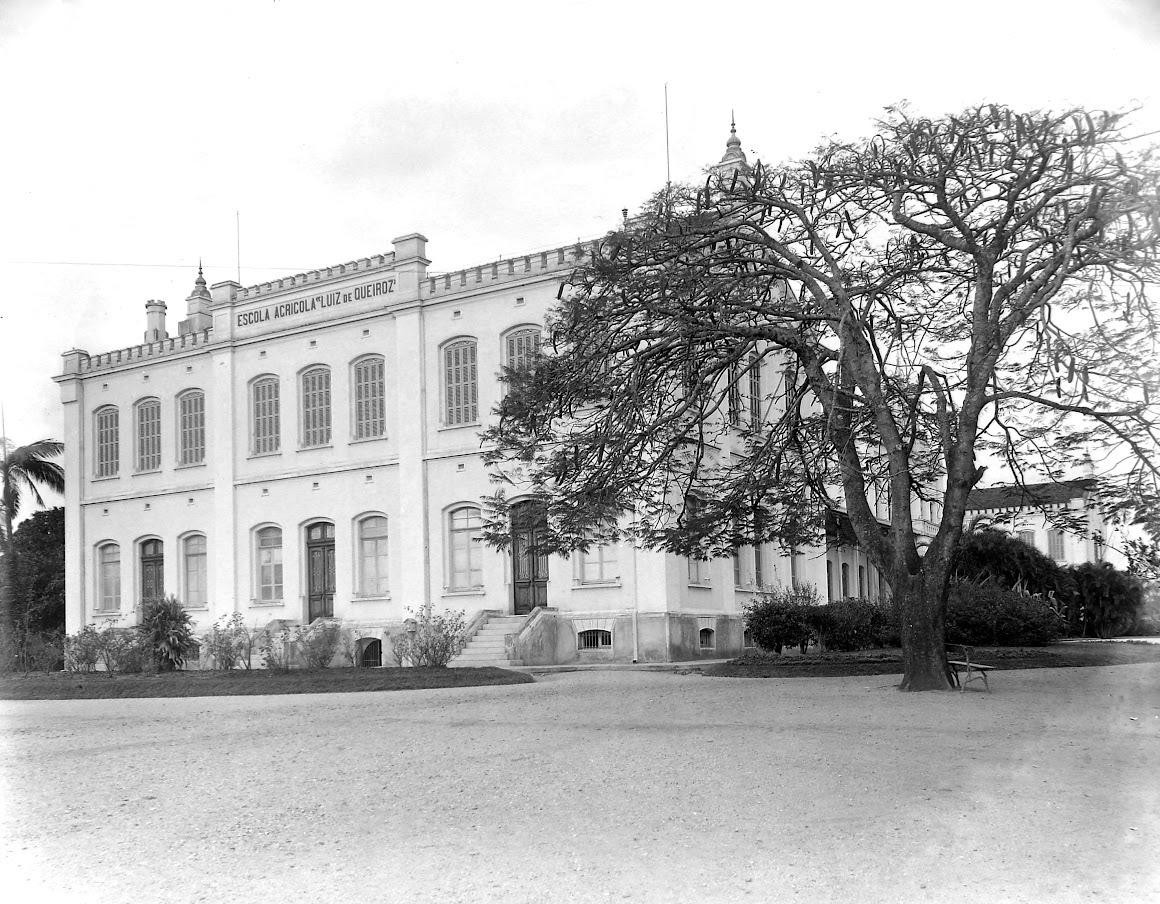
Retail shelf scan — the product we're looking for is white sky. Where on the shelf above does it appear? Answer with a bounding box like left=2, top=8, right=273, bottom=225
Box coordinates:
left=1, top=0, right=1158, bottom=513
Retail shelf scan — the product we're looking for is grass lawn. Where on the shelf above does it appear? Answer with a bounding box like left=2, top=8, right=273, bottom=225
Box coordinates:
left=0, top=666, right=534, bottom=700
left=704, top=641, right=1160, bottom=678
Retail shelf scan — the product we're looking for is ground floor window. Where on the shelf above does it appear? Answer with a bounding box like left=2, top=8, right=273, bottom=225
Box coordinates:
left=97, top=543, right=120, bottom=611
left=359, top=638, right=382, bottom=668
left=699, top=628, right=715, bottom=650
left=183, top=534, right=207, bottom=607
left=577, top=629, right=612, bottom=650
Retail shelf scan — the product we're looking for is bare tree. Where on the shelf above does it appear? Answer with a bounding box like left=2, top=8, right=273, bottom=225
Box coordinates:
left=483, top=104, right=1160, bottom=691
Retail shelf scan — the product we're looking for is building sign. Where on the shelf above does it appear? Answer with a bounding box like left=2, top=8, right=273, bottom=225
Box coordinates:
left=235, top=276, right=397, bottom=329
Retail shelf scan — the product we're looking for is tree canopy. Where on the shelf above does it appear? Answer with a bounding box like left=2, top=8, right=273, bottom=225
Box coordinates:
left=484, top=104, right=1160, bottom=690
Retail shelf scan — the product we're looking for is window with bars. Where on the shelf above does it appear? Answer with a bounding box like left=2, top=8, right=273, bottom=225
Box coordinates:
left=97, top=543, right=120, bottom=611
left=251, top=377, right=280, bottom=454
left=300, top=367, right=332, bottom=447
left=256, top=526, right=283, bottom=601
left=352, top=356, right=385, bottom=439
left=748, top=353, right=762, bottom=428
left=183, top=534, right=207, bottom=607
left=577, top=629, right=612, bottom=650
left=444, top=340, right=478, bottom=426
left=178, top=391, right=205, bottom=465
left=94, top=406, right=119, bottom=477
left=448, top=506, right=483, bottom=589
left=504, top=328, right=541, bottom=371
left=358, top=516, right=390, bottom=596
left=1048, top=529, right=1066, bottom=560
left=577, top=543, right=618, bottom=583
left=135, top=398, right=161, bottom=471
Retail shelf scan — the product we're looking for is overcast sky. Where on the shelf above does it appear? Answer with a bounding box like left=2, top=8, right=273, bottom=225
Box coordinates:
left=1, top=0, right=1157, bottom=512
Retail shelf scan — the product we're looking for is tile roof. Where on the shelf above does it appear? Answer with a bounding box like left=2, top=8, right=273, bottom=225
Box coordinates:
left=965, top=478, right=1096, bottom=511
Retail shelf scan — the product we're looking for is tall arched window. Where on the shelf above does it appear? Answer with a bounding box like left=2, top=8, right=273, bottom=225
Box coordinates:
left=96, top=543, right=120, bottom=611
left=358, top=516, right=390, bottom=596
left=443, top=339, right=478, bottom=426
left=748, top=352, right=762, bottom=428
left=94, top=406, right=119, bottom=477
left=504, top=327, right=541, bottom=371
left=135, top=398, right=162, bottom=471
left=447, top=506, right=483, bottom=590
left=256, top=526, right=283, bottom=601
left=300, top=366, right=332, bottom=447
left=251, top=377, right=280, bottom=454
left=352, top=356, right=385, bottom=439
left=183, top=534, right=208, bottom=607
left=178, top=390, right=205, bottom=465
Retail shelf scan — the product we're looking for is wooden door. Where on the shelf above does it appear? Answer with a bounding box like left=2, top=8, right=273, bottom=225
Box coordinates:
left=140, top=539, right=164, bottom=602
left=511, top=501, right=548, bottom=615
left=306, top=522, right=335, bottom=621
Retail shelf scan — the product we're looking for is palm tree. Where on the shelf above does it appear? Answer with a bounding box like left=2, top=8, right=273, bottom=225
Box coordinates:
left=1, top=438, right=65, bottom=631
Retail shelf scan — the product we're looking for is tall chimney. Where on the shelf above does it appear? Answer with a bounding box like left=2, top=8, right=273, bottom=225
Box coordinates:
left=144, top=299, right=168, bottom=343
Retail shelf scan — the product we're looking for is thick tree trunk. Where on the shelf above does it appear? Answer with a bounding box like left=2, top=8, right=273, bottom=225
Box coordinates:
left=895, top=564, right=953, bottom=691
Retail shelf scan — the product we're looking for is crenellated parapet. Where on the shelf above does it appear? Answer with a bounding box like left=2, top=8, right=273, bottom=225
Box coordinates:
left=77, top=329, right=213, bottom=373
left=232, top=253, right=396, bottom=303
left=423, top=239, right=602, bottom=299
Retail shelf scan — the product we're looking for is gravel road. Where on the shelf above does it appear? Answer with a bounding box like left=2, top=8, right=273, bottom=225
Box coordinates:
left=2, top=665, right=1158, bottom=904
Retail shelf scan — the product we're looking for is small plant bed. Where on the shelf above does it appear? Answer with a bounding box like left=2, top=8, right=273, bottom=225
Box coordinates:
left=704, top=642, right=1160, bottom=679
left=0, top=667, right=533, bottom=701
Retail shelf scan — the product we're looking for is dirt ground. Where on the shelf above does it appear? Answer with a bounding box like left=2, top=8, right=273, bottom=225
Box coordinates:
left=2, top=665, right=1158, bottom=904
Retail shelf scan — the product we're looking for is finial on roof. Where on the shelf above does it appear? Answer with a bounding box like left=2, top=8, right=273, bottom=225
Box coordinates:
left=188, top=259, right=211, bottom=302
left=721, top=112, right=746, bottom=164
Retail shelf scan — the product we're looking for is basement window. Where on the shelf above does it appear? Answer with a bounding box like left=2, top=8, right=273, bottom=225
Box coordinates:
left=699, top=628, right=715, bottom=650
left=577, top=629, right=612, bottom=651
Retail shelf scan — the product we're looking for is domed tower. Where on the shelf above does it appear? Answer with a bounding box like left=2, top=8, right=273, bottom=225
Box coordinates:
left=179, top=261, right=213, bottom=335
left=711, top=112, right=752, bottom=186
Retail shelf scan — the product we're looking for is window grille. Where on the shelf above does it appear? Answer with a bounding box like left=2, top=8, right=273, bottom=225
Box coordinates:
left=95, top=406, right=119, bottom=477
left=301, top=367, right=332, bottom=447
left=252, top=378, right=280, bottom=454
left=448, top=506, right=483, bottom=589
left=353, top=357, right=385, bottom=439
left=698, top=628, right=715, bottom=650
left=183, top=535, right=207, bottom=606
left=97, top=543, right=120, bottom=611
left=577, top=629, right=612, bottom=650
left=360, top=638, right=383, bottom=668
left=505, top=328, right=541, bottom=371
left=748, top=353, right=762, bottom=428
left=135, top=399, right=161, bottom=471
left=444, top=340, right=478, bottom=425
left=359, top=516, right=390, bottom=596
left=178, top=391, right=205, bottom=465
left=256, top=527, right=283, bottom=601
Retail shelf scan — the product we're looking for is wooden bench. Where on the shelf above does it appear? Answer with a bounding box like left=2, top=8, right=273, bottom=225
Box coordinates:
left=946, top=644, right=995, bottom=693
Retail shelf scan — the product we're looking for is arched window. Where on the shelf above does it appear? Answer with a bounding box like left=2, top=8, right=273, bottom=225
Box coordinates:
left=256, top=526, right=283, bottom=601
left=504, top=327, right=541, bottom=371
left=94, top=406, right=119, bottom=477
left=178, top=390, right=205, bottom=465
left=748, top=352, right=762, bottom=428
left=358, top=516, right=389, bottom=596
left=359, top=638, right=383, bottom=668
left=300, top=366, right=332, bottom=447
left=443, top=339, right=478, bottom=426
left=577, top=629, right=612, bottom=650
left=841, top=562, right=850, bottom=598
left=140, top=538, right=164, bottom=601
left=183, top=534, right=208, bottom=607
left=135, top=398, right=162, bottom=471
left=251, top=377, right=280, bottom=454
left=698, top=628, right=715, bottom=650
left=447, top=506, right=483, bottom=590
left=352, top=356, right=386, bottom=439
left=96, top=543, right=120, bottom=611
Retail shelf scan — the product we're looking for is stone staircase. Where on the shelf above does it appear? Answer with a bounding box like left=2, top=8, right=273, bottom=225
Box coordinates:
left=450, top=614, right=527, bottom=668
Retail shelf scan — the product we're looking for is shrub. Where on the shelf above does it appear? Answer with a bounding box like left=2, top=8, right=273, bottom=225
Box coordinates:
left=202, top=613, right=260, bottom=670
left=391, top=604, right=468, bottom=668
left=65, top=625, right=102, bottom=672
left=1068, top=562, right=1144, bottom=638
left=954, top=529, right=1076, bottom=600
left=259, top=627, right=295, bottom=670
left=136, top=596, right=196, bottom=671
left=946, top=583, right=1065, bottom=646
left=808, top=598, right=896, bottom=652
left=298, top=621, right=343, bottom=669
left=744, top=585, right=817, bottom=653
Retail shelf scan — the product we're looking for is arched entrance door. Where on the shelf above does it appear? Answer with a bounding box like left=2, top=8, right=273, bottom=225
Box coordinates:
left=306, top=522, right=335, bottom=621
left=140, top=539, right=164, bottom=602
left=511, top=500, right=548, bottom=615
